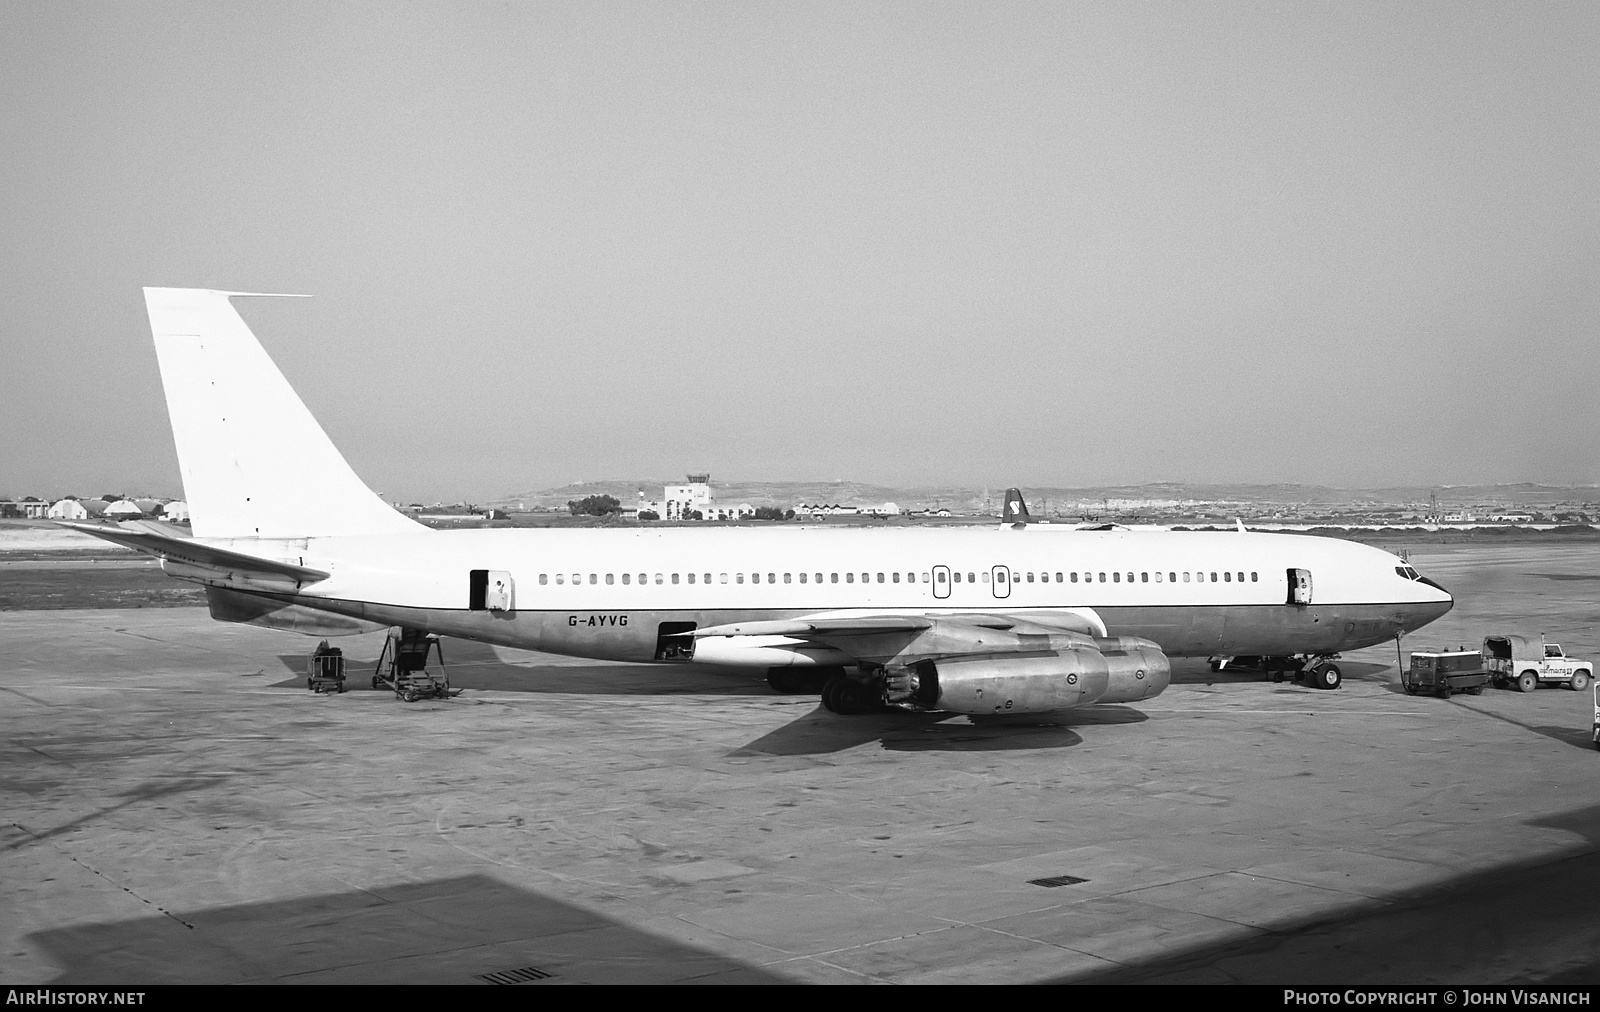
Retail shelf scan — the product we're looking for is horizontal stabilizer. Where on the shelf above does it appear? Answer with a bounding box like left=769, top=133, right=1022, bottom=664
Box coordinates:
left=57, top=522, right=329, bottom=588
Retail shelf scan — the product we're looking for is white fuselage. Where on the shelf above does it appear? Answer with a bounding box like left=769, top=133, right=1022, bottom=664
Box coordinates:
left=194, top=524, right=1454, bottom=665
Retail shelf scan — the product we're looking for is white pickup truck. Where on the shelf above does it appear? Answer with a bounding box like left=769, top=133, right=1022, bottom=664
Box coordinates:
left=1484, top=635, right=1593, bottom=692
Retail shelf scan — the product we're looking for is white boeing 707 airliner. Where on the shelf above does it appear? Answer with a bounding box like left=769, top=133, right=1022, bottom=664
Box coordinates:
left=65, top=288, right=1453, bottom=716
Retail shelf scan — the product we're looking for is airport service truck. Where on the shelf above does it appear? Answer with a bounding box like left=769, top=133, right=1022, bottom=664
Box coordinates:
left=1484, top=635, right=1593, bottom=693
left=1403, top=649, right=1489, bottom=698
left=1592, top=684, right=1600, bottom=751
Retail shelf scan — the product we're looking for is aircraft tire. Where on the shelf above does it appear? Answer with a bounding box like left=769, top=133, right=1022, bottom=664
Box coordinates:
left=1518, top=670, right=1539, bottom=693
left=1310, top=663, right=1342, bottom=690
left=831, top=679, right=870, bottom=715
left=820, top=676, right=847, bottom=713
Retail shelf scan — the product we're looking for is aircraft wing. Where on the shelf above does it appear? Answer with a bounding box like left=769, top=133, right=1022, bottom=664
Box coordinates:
left=56, top=521, right=329, bottom=589
left=691, top=608, right=1108, bottom=667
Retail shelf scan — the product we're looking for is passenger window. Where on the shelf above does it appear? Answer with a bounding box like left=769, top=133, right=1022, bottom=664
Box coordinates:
left=799, top=572, right=807, bottom=583
left=953, top=572, right=962, bottom=583
left=572, top=573, right=581, bottom=584
left=861, top=573, right=869, bottom=583
left=892, top=572, right=900, bottom=583
left=655, top=573, right=664, bottom=584
left=1169, top=572, right=1176, bottom=582
left=831, top=573, right=838, bottom=583
left=1126, top=572, right=1134, bottom=583
left=621, top=573, right=630, bottom=585
left=737, top=574, right=745, bottom=584
left=1183, top=573, right=1190, bottom=582
left=540, top=574, right=548, bottom=585
left=555, top=574, right=565, bottom=584
left=588, top=574, right=597, bottom=585
left=720, top=573, right=728, bottom=583
left=1154, top=572, right=1162, bottom=583
left=672, top=573, right=680, bottom=584
left=936, top=571, right=946, bottom=583
left=704, top=574, right=711, bottom=584
left=606, top=574, right=614, bottom=585
left=1210, top=572, right=1217, bottom=582
left=688, top=573, right=695, bottom=584
left=770, top=573, right=777, bottom=583
left=876, top=573, right=884, bottom=583
left=639, top=573, right=647, bottom=584
left=1026, top=572, right=1035, bottom=583
left=980, top=571, right=989, bottom=583
left=1224, top=572, right=1231, bottom=582
left=1113, top=572, right=1120, bottom=583
left=1055, top=572, right=1063, bottom=582
left=1099, top=573, right=1106, bottom=582
left=1071, top=572, right=1078, bottom=583
left=1251, top=572, right=1258, bottom=582
left=784, top=573, right=792, bottom=583
left=1238, top=572, right=1245, bottom=582
left=846, top=573, right=854, bottom=583
left=1141, top=573, right=1148, bottom=582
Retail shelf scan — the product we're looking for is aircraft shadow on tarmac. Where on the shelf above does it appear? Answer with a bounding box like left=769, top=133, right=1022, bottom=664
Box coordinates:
left=1052, top=803, right=1600, bottom=985
left=24, top=872, right=786, bottom=985
left=270, top=637, right=774, bottom=697
left=730, top=704, right=1148, bottom=757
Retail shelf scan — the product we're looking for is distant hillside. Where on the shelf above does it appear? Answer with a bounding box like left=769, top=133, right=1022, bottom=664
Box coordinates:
left=491, top=480, right=1600, bottom=514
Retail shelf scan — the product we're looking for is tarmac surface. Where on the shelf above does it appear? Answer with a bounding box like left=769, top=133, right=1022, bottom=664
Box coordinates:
left=3, top=544, right=1600, bottom=984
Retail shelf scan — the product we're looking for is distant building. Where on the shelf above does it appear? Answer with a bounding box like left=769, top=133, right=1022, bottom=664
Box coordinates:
left=161, top=501, right=190, bottom=522
left=47, top=499, right=88, bottom=520
left=105, top=500, right=145, bottom=519
left=637, top=474, right=754, bottom=521
left=0, top=500, right=50, bottom=519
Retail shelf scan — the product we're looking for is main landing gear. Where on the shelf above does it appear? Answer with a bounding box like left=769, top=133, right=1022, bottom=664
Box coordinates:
left=1210, top=654, right=1343, bottom=690
left=764, top=666, right=880, bottom=714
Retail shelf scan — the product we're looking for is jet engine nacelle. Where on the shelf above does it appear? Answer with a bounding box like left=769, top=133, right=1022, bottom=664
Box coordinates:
left=913, top=636, right=1170, bottom=714
left=1092, top=636, right=1172, bottom=703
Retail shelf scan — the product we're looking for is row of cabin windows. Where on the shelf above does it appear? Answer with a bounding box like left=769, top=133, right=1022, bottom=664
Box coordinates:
left=539, top=571, right=924, bottom=586
left=535, top=570, right=1260, bottom=586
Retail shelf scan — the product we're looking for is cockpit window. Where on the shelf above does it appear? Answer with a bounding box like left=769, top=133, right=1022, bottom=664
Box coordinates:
left=1396, top=566, right=1423, bottom=581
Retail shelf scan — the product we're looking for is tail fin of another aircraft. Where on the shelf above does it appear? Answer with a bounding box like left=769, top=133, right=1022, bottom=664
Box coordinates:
left=143, top=287, right=427, bottom=540
left=1002, top=488, right=1032, bottom=524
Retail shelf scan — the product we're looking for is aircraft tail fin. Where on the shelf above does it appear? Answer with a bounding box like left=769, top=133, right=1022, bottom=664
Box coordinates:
left=1001, top=488, right=1032, bottom=525
left=143, top=288, right=427, bottom=540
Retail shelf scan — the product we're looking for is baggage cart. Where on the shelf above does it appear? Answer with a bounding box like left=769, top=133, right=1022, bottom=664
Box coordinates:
left=306, top=640, right=346, bottom=694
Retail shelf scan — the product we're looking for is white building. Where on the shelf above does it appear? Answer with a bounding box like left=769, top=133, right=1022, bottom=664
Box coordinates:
left=637, top=474, right=754, bottom=521
left=47, top=499, right=88, bottom=520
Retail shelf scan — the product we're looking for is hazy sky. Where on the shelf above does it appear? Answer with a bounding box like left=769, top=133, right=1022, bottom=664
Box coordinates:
left=3, top=2, right=1597, bottom=502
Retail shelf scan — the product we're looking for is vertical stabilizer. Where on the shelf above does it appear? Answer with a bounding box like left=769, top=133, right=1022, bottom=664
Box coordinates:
left=1001, top=488, right=1032, bottom=524
left=144, top=287, right=427, bottom=539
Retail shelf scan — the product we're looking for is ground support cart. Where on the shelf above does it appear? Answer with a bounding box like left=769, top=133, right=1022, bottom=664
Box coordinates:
left=372, top=628, right=455, bottom=702
left=1403, top=649, right=1489, bottom=698
left=306, top=640, right=346, bottom=694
